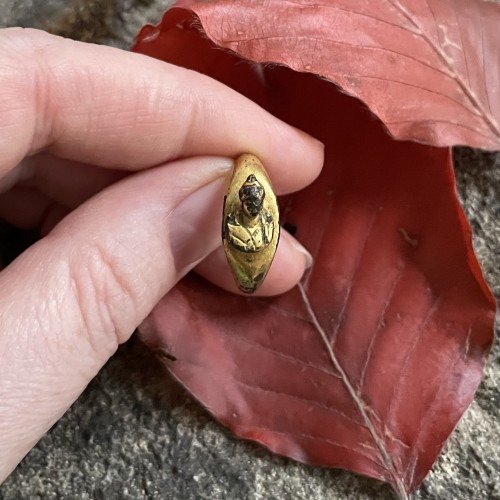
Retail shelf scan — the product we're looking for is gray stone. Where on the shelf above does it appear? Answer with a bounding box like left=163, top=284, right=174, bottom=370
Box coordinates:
left=0, top=1, right=498, bottom=499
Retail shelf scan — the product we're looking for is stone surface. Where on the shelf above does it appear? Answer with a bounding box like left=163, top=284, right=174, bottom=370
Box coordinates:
left=0, top=1, right=498, bottom=499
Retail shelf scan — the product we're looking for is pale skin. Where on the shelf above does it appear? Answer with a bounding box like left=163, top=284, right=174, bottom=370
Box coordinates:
left=0, top=28, right=323, bottom=483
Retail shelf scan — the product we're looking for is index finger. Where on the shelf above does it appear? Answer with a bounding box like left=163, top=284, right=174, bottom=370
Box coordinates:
left=0, top=28, right=324, bottom=194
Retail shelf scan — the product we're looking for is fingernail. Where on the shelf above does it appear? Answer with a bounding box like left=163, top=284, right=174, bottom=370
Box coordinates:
left=288, top=236, right=313, bottom=269
left=291, top=125, right=325, bottom=150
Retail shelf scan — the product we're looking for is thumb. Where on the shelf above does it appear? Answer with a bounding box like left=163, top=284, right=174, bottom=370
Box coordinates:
left=0, top=156, right=232, bottom=480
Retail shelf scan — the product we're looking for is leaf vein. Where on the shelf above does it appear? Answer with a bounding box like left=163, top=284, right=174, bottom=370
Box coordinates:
left=236, top=379, right=364, bottom=427
left=332, top=73, right=480, bottom=117
left=383, top=118, right=494, bottom=141
left=386, top=0, right=500, bottom=140
left=232, top=35, right=454, bottom=82
left=223, top=324, right=342, bottom=380
left=303, top=190, right=336, bottom=288
left=403, top=326, right=473, bottom=488
left=358, top=263, right=406, bottom=391
left=454, top=6, right=471, bottom=88
left=330, top=209, right=379, bottom=346
left=252, top=426, right=386, bottom=471
left=479, top=8, right=493, bottom=116
left=423, top=0, right=440, bottom=40
left=280, top=0, right=410, bottom=33
left=385, top=294, right=442, bottom=423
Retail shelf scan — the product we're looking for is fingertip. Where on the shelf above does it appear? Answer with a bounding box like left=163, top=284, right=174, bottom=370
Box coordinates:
left=257, top=230, right=312, bottom=295
left=195, top=230, right=312, bottom=296
left=262, top=124, right=324, bottom=195
left=289, top=125, right=325, bottom=176
left=284, top=229, right=314, bottom=270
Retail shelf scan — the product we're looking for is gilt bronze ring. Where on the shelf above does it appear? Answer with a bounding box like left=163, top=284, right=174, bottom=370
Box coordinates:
left=222, top=154, right=280, bottom=293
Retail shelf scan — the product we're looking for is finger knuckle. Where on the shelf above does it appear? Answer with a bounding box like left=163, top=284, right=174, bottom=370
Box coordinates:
left=68, top=241, right=139, bottom=353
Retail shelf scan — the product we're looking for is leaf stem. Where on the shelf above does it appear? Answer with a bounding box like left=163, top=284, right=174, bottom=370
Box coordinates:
left=298, top=283, right=410, bottom=499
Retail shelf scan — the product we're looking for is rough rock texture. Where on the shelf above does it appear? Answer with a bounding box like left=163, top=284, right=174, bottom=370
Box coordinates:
left=0, top=1, right=498, bottom=499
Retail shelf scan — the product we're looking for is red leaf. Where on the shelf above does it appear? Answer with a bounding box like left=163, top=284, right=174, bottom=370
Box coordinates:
left=133, top=5, right=496, bottom=496
left=159, top=0, right=500, bottom=150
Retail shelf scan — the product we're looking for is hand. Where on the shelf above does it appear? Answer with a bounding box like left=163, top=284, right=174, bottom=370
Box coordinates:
left=0, top=28, right=323, bottom=482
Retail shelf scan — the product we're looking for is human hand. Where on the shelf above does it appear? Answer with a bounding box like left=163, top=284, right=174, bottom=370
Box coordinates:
left=0, top=28, right=323, bottom=482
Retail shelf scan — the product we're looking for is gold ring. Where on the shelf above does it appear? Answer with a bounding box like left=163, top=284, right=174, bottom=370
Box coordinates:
left=222, top=154, right=280, bottom=293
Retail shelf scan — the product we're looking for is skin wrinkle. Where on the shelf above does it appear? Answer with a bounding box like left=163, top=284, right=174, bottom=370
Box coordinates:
left=52, top=63, right=103, bottom=154
left=67, top=247, right=120, bottom=358
left=31, top=40, right=57, bottom=155
left=28, top=241, right=118, bottom=370
left=0, top=82, right=33, bottom=177
left=90, top=240, right=144, bottom=346
left=174, top=90, right=208, bottom=158
left=138, top=73, right=194, bottom=127
left=0, top=305, right=35, bottom=369
left=0, top=268, right=75, bottom=394
left=1, top=34, right=50, bottom=149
